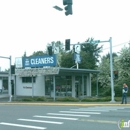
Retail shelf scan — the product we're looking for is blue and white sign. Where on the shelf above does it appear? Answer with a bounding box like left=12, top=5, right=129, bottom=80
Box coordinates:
left=23, top=54, right=57, bottom=68
left=74, top=44, right=81, bottom=54
left=73, top=53, right=81, bottom=63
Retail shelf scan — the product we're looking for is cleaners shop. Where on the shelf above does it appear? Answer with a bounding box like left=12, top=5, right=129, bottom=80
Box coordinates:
left=13, top=54, right=100, bottom=99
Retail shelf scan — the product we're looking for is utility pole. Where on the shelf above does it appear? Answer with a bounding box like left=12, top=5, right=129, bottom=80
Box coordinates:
left=0, top=56, right=12, bottom=102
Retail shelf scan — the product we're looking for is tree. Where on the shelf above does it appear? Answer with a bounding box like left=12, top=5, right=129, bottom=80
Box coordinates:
left=60, top=51, right=75, bottom=68
left=47, top=41, right=64, bottom=67
left=116, top=47, right=130, bottom=82
left=31, top=51, right=45, bottom=56
left=60, top=38, right=103, bottom=69
left=98, top=52, right=118, bottom=88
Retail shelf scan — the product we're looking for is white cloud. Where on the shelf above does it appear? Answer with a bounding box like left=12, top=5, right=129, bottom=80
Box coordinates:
left=0, top=0, right=130, bottom=70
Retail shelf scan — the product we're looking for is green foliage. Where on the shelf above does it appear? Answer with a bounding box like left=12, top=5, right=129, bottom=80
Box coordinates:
left=22, top=97, right=46, bottom=102
left=60, top=51, right=75, bottom=68
left=116, top=47, right=130, bottom=80
left=22, top=98, right=33, bottom=101
left=81, top=96, right=111, bottom=102
left=98, top=53, right=118, bottom=88
left=56, top=97, right=79, bottom=102
left=60, top=38, right=103, bottom=69
left=31, top=51, right=45, bottom=56
left=35, top=97, right=46, bottom=101
left=81, top=96, right=121, bottom=102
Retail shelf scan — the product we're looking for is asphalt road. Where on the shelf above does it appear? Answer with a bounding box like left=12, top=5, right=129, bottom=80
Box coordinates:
left=0, top=105, right=129, bottom=130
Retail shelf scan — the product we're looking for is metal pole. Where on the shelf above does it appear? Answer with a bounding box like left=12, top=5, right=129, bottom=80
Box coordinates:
left=14, top=75, right=16, bottom=100
left=96, top=74, right=98, bottom=97
left=76, top=62, right=79, bottom=69
left=53, top=75, right=55, bottom=101
left=109, top=37, right=115, bottom=102
left=9, top=56, right=12, bottom=102
left=82, top=74, right=84, bottom=98
left=32, top=75, right=34, bottom=98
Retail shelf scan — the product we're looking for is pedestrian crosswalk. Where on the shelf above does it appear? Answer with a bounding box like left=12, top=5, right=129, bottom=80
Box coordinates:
left=0, top=106, right=129, bottom=129
left=0, top=122, right=46, bottom=130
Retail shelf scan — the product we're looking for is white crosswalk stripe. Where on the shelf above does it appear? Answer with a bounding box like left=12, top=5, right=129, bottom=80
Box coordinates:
left=34, top=115, right=78, bottom=120
left=47, top=113, right=90, bottom=117
left=70, top=109, right=109, bottom=112
left=70, top=106, right=129, bottom=112
left=0, top=122, right=46, bottom=129
left=17, top=118, right=63, bottom=124
left=59, top=111, right=101, bottom=114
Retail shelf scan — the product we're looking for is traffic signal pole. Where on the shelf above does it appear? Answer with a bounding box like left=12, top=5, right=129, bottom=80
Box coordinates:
left=66, top=37, right=115, bottom=102
left=90, top=37, right=115, bottom=102
left=109, top=37, right=115, bottom=102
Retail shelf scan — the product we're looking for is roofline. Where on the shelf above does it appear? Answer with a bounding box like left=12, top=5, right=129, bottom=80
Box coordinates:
left=59, top=67, right=100, bottom=73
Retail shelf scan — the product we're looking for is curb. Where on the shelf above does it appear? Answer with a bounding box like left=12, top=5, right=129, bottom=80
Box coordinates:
left=0, top=102, right=130, bottom=106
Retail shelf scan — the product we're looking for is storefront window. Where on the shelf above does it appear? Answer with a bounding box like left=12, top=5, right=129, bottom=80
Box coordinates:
left=22, top=77, right=36, bottom=83
left=55, top=76, right=72, bottom=97
left=45, top=76, right=53, bottom=96
left=45, top=75, right=72, bottom=97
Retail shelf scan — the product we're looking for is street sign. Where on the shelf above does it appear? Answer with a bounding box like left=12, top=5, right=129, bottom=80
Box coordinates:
left=74, top=44, right=81, bottom=54
left=74, top=53, right=81, bottom=63
left=23, top=55, right=57, bottom=68
left=54, top=47, right=59, bottom=54
left=90, top=40, right=100, bottom=44
left=15, top=57, right=23, bottom=68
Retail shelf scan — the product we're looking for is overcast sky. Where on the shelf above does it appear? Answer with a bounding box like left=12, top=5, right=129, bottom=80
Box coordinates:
left=0, top=0, right=130, bottom=70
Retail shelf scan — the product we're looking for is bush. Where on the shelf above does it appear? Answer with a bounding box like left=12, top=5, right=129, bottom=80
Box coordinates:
left=81, top=96, right=111, bottom=102
left=22, top=96, right=46, bottom=102
left=35, top=97, right=46, bottom=101
left=114, top=87, right=122, bottom=97
left=56, top=97, right=79, bottom=102
left=22, top=98, right=33, bottom=102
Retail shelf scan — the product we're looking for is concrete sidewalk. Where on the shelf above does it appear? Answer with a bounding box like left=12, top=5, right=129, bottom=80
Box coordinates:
left=0, top=94, right=130, bottom=106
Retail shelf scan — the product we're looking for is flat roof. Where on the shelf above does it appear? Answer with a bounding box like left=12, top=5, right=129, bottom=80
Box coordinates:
left=14, top=67, right=100, bottom=77
left=0, top=71, right=8, bottom=74
left=58, top=67, right=100, bottom=76
left=0, top=72, right=8, bottom=77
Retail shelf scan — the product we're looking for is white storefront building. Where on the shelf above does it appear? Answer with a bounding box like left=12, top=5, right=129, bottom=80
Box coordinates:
left=12, top=54, right=100, bottom=99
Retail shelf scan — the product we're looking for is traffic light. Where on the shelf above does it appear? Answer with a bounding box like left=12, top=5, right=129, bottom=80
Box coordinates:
left=114, top=71, right=118, bottom=79
left=65, top=39, right=70, bottom=50
left=11, top=65, right=15, bottom=74
left=48, top=46, right=53, bottom=55
left=63, top=0, right=73, bottom=16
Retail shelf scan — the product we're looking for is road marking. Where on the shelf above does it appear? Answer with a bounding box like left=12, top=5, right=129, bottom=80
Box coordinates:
left=113, top=111, right=130, bottom=113
left=0, top=122, right=46, bottom=129
left=79, top=119, right=117, bottom=124
left=59, top=111, right=101, bottom=114
left=78, top=108, right=118, bottom=110
left=47, top=113, right=90, bottom=117
left=18, top=119, right=63, bottom=124
left=34, top=115, right=78, bottom=120
left=70, top=109, right=109, bottom=112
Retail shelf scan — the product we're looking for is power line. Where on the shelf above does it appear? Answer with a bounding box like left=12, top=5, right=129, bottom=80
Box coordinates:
left=102, top=41, right=130, bottom=51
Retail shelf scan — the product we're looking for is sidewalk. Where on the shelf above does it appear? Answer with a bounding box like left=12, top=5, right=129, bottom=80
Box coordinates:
left=0, top=94, right=130, bottom=106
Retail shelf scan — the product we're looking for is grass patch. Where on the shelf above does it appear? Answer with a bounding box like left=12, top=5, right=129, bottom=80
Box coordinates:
left=81, top=96, right=122, bottom=102
left=56, top=97, right=79, bottom=102
left=13, top=96, right=122, bottom=102
left=21, top=96, right=46, bottom=102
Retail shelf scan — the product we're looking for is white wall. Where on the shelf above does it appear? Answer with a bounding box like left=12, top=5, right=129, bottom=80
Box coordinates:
left=16, top=76, right=45, bottom=96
